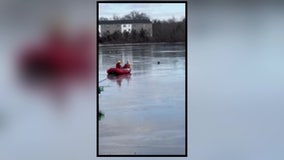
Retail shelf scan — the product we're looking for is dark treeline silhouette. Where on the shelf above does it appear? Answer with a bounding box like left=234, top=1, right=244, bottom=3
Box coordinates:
left=99, top=29, right=150, bottom=43
left=152, top=18, right=185, bottom=42
left=99, top=11, right=185, bottom=44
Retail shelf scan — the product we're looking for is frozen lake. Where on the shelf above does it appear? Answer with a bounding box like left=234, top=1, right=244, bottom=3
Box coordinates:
left=98, top=43, right=186, bottom=155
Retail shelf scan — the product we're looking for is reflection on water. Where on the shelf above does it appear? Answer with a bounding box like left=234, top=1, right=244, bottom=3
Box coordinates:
left=107, top=74, right=131, bottom=87
left=98, top=43, right=186, bottom=155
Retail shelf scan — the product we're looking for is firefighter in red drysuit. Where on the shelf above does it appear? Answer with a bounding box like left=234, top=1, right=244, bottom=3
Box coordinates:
left=116, top=60, right=122, bottom=69
left=123, top=61, right=131, bottom=69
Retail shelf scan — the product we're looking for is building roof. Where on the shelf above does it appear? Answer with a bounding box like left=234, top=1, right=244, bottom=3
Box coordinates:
left=99, top=19, right=152, bottom=25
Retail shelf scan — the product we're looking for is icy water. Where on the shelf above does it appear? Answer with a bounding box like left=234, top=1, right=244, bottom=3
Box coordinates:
left=98, top=43, right=186, bottom=155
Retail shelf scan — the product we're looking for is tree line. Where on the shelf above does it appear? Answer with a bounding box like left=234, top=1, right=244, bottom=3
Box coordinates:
left=99, top=11, right=185, bottom=44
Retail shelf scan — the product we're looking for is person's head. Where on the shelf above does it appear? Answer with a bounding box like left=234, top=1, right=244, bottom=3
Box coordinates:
left=117, top=60, right=121, bottom=64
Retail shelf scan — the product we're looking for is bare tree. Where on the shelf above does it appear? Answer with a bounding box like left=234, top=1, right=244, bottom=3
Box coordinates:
left=112, top=14, right=120, bottom=20
left=122, top=11, right=150, bottom=20
left=99, top=17, right=109, bottom=21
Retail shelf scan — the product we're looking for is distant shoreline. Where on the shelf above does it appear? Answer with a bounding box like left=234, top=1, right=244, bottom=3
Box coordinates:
left=98, top=42, right=185, bottom=47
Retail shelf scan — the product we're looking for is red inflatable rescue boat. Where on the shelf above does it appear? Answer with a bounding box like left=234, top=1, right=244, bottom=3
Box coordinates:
left=107, top=68, right=131, bottom=75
